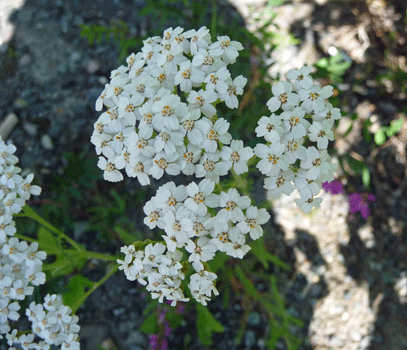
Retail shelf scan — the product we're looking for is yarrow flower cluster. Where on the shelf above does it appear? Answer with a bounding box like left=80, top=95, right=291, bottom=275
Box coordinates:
left=117, top=180, right=270, bottom=306
left=94, top=27, right=343, bottom=307
left=0, top=137, right=80, bottom=349
left=255, top=66, right=340, bottom=212
left=91, top=26, right=249, bottom=185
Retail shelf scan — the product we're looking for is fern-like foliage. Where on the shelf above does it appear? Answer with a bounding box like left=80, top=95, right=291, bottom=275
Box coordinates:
left=79, top=20, right=143, bottom=63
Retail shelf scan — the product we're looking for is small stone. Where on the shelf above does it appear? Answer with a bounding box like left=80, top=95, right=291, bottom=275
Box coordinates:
left=244, top=330, right=256, bottom=348
left=23, top=122, right=38, bottom=136
left=70, top=51, right=83, bottom=62
left=60, top=15, right=69, bottom=33
left=14, top=98, right=28, bottom=109
left=19, top=54, right=31, bottom=67
left=247, top=311, right=261, bottom=326
left=41, top=134, right=53, bottom=150
left=86, top=60, right=100, bottom=74
left=99, top=76, right=108, bottom=85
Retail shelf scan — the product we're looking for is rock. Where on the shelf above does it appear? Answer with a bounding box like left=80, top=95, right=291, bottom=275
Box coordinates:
left=41, top=134, right=53, bottom=150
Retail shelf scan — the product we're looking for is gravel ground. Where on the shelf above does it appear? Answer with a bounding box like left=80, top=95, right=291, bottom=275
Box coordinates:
left=1, top=0, right=407, bottom=349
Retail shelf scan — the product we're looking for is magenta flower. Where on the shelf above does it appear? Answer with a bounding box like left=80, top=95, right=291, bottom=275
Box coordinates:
left=322, top=179, right=344, bottom=194
left=348, top=193, right=376, bottom=219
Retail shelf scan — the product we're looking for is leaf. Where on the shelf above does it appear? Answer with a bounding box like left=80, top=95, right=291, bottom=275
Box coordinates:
left=249, top=238, right=269, bottom=269
left=139, top=312, right=160, bottom=335
left=386, top=117, right=403, bottom=137
left=206, top=251, right=228, bottom=272
left=114, top=226, right=136, bottom=246
left=374, top=127, right=387, bottom=145
left=196, top=303, right=225, bottom=346
left=362, top=166, right=371, bottom=189
left=37, top=226, right=60, bottom=254
left=63, top=275, right=93, bottom=310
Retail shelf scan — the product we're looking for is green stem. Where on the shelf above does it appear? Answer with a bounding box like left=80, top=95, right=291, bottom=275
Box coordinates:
left=70, top=263, right=119, bottom=314
left=14, top=232, right=120, bottom=262
left=16, top=205, right=83, bottom=252
left=210, top=0, right=217, bottom=38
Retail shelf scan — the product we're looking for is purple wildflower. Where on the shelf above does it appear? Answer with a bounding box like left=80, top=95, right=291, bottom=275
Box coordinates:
left=348, top=192, right=376, bottom=219
left=322, top=179, right=344, bottom=194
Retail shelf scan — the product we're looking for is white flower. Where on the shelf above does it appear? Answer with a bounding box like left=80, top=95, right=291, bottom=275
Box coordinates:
left=286, top=66, right=313, bottom=90
left=10, top=279, right=33, bottom=300
left=266, top=81, right=299, bottom=112
left=150, top=152, right=181, bottom=179
left=163, top=206, right=193, bottom=241
left=195, top=152, right=229, bottom=183
left=298, top=84, right=333, bottom=113
left=143, top=243, right=167, bottom=267
left=218, top=75, right=247, bottom=109
left=204, top=66, right=230, bottom=94
left=99, top=107, right=124, bottom=133
left=280, top=106, right=310, bottom=140
left=187, top=89, right=217, bottom=118
left=218, top=188, right=251, bottom=223
left=154, top=130, right=184, bottom=155
left=17, top=173, right=41, bottom=200
left=185, top=179, right=219, bottom=216
left=186, top=237, right=217, bottom=263
left=220, top=139, right=253, bottom=175
left=224, top=228, right=250, bottom=258
left=0, top=165, right=22, bottom=189
left=307, top=120, right=334, bottom=149
left=314, top=102, right=341, bottom=127
left=154, top=182, right=187, bottom=213
left=0, top=298, right=20, bottom=323
left=162, top=26, right=184, bottom=44
left=294, top=188, right=323, bottom=213
left=2, top=237, right=27, bottom=263
left=189, top=213, right=211, bottom=238
left=264, top=170, right=295, bottom=199
left=178, top=144, right=202, bottom=176
left=97, top=157, right=123, bottom=182
left=126, top=155, right=152, bottom=186
left=0, top=143, right=18, bottom=165
left=255, top=114, right=285, bottom=143
left=191, top=48, right=225, bottom=75
left=254, top=142, right=289, bottom=176
left=147, top=65, right=175, bottom=91
left=104, top=76, right=128, bottom=105
left=184, top=26, right=211, bottom=55
left=0, top=215, right=16, bottom=241
left=180, top=109, right=208, bottom=147
left=126, top=128, right=155, bottom=158
left=151, top=94, right=189, bottom=131
left=281, top=139, right=307, bottom=164
left=209, top=35, right=243, bottom=64
left=174, top=61, right=205, bottom=92
left=300, top=147, right=332, bottom=180
left=237, top=206, right=270, bottom=240
left=156, top=44, right=187, bottom=75
left=202, top=118, right=232, bottom=153
left=117, top=94, right=144, bottom=125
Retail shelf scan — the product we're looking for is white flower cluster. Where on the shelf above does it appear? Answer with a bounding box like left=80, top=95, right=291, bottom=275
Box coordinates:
left=91, top=26, right=250, bottom=185
left=117, top=180, right=270, bottom=306
left=0, top=137, right=80, bottom=349
left=254, top=66, right=341, bottom=213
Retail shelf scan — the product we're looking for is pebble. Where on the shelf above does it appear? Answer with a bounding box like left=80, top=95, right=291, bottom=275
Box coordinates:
left=41, top=134, right=53, bottom=150
left=22, top=122, right=37, bottom=136
left=244, top=330, right=256, bottom=348
left=247, top=311, right=261, bottom=326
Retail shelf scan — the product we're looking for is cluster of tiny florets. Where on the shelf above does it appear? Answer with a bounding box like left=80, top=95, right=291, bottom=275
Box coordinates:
left=255, top=66, right=340, bottom=213
left=0, top=137, right=80, bottom=349
left=117, top=180, right=270, bottom=306
left=92, top=26, right=249, bottom=185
